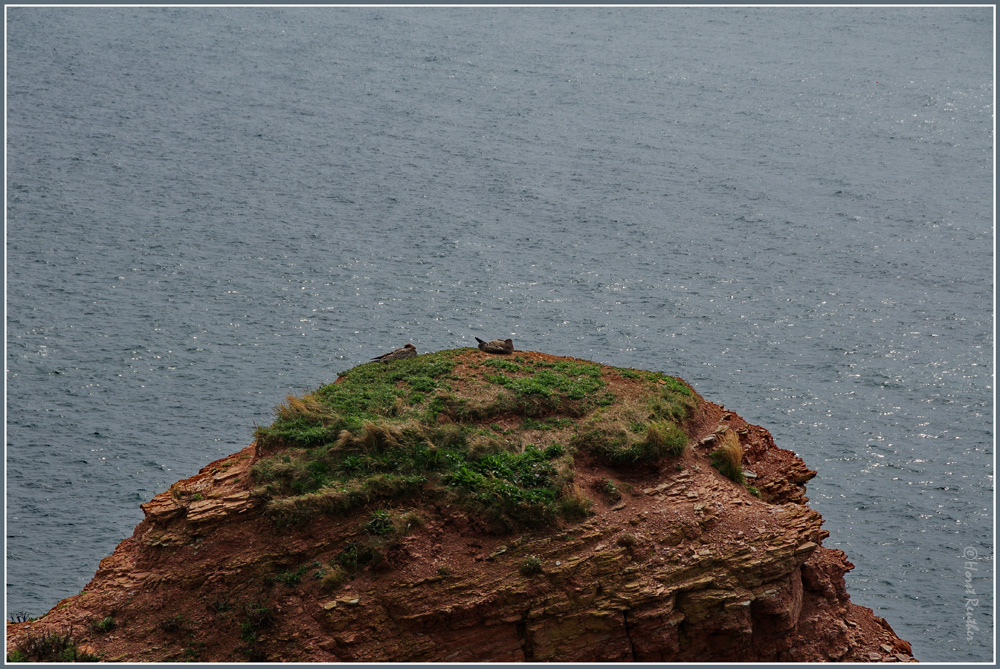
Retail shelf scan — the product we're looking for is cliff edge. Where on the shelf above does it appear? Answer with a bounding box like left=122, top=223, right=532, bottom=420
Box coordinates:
left=6, top=349, right=916, bottom=662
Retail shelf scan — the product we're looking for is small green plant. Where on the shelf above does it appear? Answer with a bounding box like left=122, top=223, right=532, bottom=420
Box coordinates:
left=595, top=392, right=616, bottom=406
left=271, top=564, right=307, bottom=587
left=747, top=486, right=761, bottom=498
left=542, top=443, right=565, bottom=458
left=90, top=615, right=115, bottom=634
left=519, top=556, right=543, bottom=576
left=598, top=477, right=622, bottom=501
left=334, top=541, right=381, bottom=573
left=365, top=509, right=395, bottom=536
left=646, top=373, right=697, bottom=423
left=436, top=565, right=452, bottom=577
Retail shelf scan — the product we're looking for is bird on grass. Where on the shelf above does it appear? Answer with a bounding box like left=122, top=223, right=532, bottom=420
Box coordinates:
left=372, top=343, right=417, bottom=363
left=475, top=337, right=515, bottom=354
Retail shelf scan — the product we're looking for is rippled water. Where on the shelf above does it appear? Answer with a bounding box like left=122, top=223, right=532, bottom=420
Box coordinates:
left=6, top=7, right=993, bottom=661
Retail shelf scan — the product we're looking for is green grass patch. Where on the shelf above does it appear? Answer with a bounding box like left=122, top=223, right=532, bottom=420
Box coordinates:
left=480, top=357, right=608, bottom=415
left=251, top=349, right=699, bottom=530
left=254, top=430, right=571, bottom=530
left=255, top=351, right=460, bottom=451
left=482, top=358, right=524, bottom=373
left=572, top=419, right=688, bottom=467
left=443, top=445, right=569, bottom=528
left=649, top=388, right=697, bottom=424
left=487, top=367, right=604, bottom=401
left=572, top=427, right=637, bottom=465
left=644, top=420, right=688, bottom=457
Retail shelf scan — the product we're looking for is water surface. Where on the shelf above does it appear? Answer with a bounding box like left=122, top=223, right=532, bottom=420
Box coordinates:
left=6, top=7, right=993, bottom=661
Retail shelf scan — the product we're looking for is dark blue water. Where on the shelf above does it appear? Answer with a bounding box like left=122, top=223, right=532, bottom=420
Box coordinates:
left=6, top=7, right=993, bottom=661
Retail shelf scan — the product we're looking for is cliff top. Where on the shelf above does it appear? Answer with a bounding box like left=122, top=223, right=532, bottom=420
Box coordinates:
left=6, top=348, right=916, bottom=662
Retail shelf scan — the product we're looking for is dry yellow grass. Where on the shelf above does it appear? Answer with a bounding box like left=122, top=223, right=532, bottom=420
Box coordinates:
left=711, top=430, right=744, bottom=484
left=276, top=393, right=342, bottom=426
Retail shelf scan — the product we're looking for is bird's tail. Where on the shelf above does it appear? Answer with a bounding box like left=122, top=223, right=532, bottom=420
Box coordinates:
left=475, top=337, right=485, bottom=344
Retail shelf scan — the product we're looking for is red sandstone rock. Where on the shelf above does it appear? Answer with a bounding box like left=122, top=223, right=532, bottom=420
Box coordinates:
left=6, top=357, right=914, bottom=662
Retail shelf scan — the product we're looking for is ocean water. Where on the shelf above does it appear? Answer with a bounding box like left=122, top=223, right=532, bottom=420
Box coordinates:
left=5, top=7, right=993, bottom=662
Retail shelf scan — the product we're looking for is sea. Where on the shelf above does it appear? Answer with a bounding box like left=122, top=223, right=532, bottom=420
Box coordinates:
left=5, top=7, right=993, bottom=662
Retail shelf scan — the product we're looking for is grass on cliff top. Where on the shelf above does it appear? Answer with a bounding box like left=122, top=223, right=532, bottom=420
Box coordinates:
left=251, top=348, right=697, bottom=530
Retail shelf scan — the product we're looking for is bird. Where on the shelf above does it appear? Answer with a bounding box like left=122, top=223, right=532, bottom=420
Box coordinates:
left=475, top=337, right=515, bottom=354
left=371, top=343, right=417, bottom=363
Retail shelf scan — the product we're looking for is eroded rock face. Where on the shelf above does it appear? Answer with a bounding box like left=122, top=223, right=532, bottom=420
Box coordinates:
left=6, top=362, right=915, bottom=663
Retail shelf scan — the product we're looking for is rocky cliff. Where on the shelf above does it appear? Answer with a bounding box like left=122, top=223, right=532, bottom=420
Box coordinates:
left=6, top=349, right=916, bottom=662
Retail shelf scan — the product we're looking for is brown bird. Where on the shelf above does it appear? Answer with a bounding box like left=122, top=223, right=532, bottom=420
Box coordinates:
left=371, top=343, right=417, bottom=363
left=475, top=337, right=514, bottom=354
